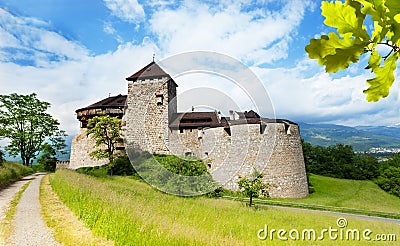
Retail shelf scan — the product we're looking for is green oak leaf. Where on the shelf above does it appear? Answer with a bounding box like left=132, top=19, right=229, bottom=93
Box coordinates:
left=305, top=33, right=366, bottom=73
left=363, top=54, right=398, bottom=101
left=322, top=1, right=359, bottom=35
left=385, top=0, right=400, bottom=19
left=355, top=0, right=385, bottom=21
left=365, top=50, right=382, bottom=70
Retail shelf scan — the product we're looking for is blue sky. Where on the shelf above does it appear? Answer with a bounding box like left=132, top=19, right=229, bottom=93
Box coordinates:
left=0, top=0, right=399, bottom=135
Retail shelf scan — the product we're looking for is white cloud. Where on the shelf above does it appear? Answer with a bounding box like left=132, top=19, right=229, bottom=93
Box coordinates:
left=149, top=0, right=313, bottom=65
left=252, top=61, right=400, bottom=126
left=103, top=0, right=145, bottom=23
left=0, top=41, right=158, bottom=135
left=0, top=8, right=88, bottom=66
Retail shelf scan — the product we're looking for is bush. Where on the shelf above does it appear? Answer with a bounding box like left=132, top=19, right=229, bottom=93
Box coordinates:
left=76, top=165, right=109, bottom=177
left=127, top=152, right=218, bottom=196
left=375, top=167, right=400, bottom=197
left=109, top=156, right=135, bottom=176
left=76, top=156, right=136, bottom=177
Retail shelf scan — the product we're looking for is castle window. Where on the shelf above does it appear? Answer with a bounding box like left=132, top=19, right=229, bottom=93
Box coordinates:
left=284, top=124, right=291, bottom=135
left=156, top=94, right=163, bottom=105
left=180, top=129, right=184, bottom=133
left=260, top=124, right=266, bottom=134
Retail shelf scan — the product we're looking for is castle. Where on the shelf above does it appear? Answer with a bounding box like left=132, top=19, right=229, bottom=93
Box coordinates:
left=67, top=61, right=309, bottom=198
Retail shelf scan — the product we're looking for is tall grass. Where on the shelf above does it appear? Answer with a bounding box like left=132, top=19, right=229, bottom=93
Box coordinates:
left=40, top=175, right=114, bottom=246
left=50, top=169, right=400, bottom=245
left=0, top=162, right=33, bottom=188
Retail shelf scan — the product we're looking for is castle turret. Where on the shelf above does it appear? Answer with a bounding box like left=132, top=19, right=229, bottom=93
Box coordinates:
left=124, top=61, right=178, bottom=154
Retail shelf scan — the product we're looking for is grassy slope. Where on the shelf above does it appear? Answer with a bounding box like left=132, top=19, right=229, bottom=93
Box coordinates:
left=50, top=170, right=400, bottom=245
left=0, top=162, right=33, bottom=188
left=273, top=174, right=400, bottom=214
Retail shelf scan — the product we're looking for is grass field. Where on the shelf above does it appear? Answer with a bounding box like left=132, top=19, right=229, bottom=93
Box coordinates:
left=270, top=174, right=400, bottom=214
left=0, top=162, right=33, bottom=188
left=50, top=169, right=400, bottom=245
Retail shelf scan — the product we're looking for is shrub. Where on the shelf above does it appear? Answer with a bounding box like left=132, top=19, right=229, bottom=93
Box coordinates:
left=109, top=156, right=135, bottom=176
left=75, top=166, right=109, bottom=178
left=375, top=167, right=400, bottom=197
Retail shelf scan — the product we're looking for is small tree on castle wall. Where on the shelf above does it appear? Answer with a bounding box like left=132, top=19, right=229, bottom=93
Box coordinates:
left=86, top=115, right=123, bottom=175
left=238, top=168, right=270, bottom=206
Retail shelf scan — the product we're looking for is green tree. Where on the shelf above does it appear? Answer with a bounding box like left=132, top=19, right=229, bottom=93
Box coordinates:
left=0, top=93, right=66, bottom=166
left=238, top=168, right=270, bottom=206
left=86, top=115, right=123, bottom=175
left=305, top=0, right=400, bottom=101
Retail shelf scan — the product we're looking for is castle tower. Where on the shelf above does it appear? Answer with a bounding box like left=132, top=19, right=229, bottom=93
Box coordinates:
left=124, top=61, right=177, bottom=154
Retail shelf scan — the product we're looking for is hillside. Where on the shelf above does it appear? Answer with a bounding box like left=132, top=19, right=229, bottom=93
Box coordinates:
left=299, top=122, right=400, bottom=152
left=279, top=174, right=400, bottom=214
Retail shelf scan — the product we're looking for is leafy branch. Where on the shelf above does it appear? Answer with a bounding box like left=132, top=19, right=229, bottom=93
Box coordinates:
left=305, top=0, right=400, bottom=102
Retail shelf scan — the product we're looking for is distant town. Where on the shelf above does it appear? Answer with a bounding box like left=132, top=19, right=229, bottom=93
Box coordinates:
left=368, top=147, right=400, bottom=154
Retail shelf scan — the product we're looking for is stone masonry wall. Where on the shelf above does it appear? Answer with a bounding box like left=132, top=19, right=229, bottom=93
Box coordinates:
left=68, top=128, right=108, bottom=169
left=166, top=123, right=308, bottom=198
left=123, top=77, right=176, bottom=154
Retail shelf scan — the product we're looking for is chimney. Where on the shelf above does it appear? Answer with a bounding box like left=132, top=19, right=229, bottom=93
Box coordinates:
left=229, top=110, right=235, bottom=120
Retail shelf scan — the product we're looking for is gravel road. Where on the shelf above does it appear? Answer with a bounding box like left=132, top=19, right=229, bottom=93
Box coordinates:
left=6, top=173, right=59, bottom=246
left=0, top=175, right=35, bottom=221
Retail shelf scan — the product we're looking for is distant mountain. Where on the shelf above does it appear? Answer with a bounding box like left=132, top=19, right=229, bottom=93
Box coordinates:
left=354, top=125, right=400, bottom=139
left=299, top=123, right=400, bottom=152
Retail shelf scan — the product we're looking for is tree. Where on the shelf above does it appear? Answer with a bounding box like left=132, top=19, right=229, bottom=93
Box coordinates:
left=0, top=93, right=66, bottom=166
left=86, top=115, right=123, bottom=175
left=238, top=168, right=270, bottom=206
left=305, top=0, right=400, bottom=101
left=37, top=143, right=58, bottom=172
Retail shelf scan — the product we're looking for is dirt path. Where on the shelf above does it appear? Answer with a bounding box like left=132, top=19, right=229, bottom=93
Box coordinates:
left=0, top=175, right=36, bottom=221
left=6, top=173, right=59, bottom=246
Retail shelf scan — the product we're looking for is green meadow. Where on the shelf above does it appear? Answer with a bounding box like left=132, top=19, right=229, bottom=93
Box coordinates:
left=49, top=169, right=400, bottom=245
left=277, top=174, right=400, bottom=214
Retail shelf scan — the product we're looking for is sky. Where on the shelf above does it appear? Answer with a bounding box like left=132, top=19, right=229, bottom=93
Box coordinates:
left=0, top=0, right=399, bottom=136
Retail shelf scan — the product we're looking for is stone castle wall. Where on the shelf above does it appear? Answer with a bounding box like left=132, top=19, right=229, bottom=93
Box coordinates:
left=68, top=128, right=108, bottom=169
left=166, top=123, right=308, bottom=198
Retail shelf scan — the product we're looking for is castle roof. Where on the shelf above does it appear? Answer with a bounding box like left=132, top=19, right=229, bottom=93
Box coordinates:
left=76, top=94, right=127, bottom=113
left=126, top=61, right=171, bottom=82
left=170, top=112, right=227, bottom=129
left=170, top=111, right=297, bottom=129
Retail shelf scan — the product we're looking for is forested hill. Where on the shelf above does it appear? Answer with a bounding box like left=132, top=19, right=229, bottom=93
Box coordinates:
left=299, top=123, right=400, bottom=152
